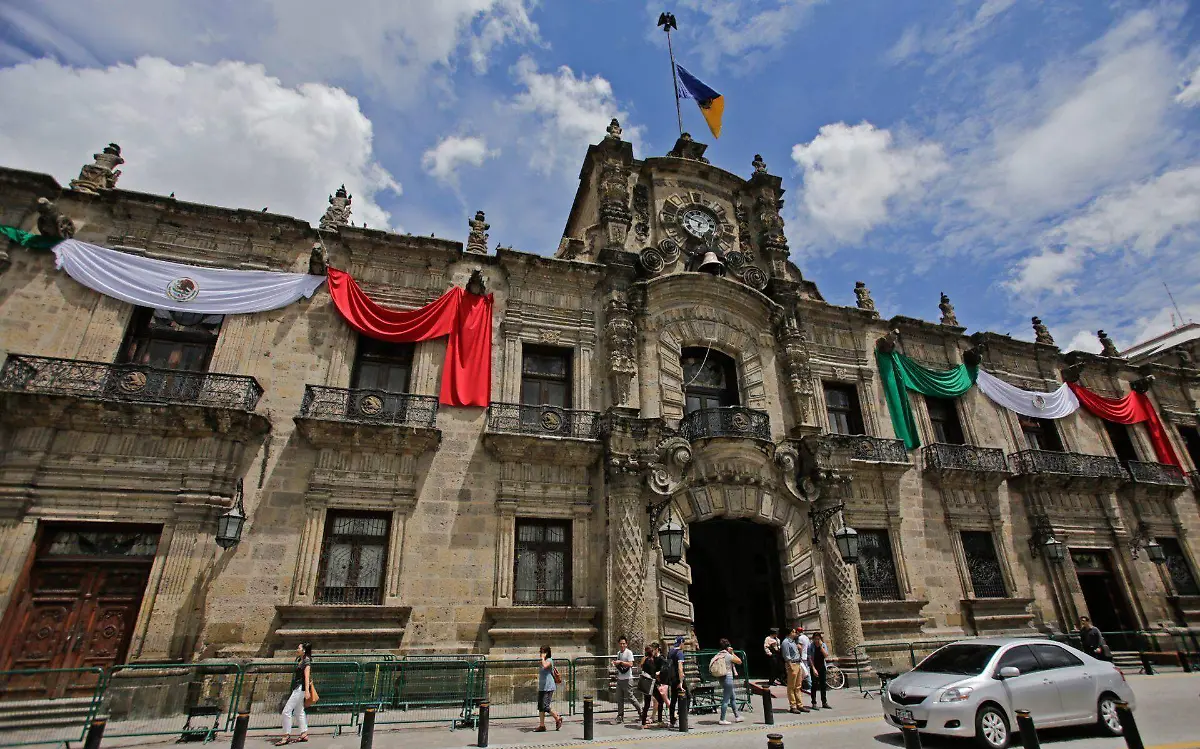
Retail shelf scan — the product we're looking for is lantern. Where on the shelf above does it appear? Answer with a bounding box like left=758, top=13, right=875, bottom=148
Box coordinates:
left=834, top=525, right=859, bottom=565
left=215, top=480, right=246, bottom=549
left=1146, top=539, right=1166, bottom=565
left=658, top=518, right=685, bottom=565
left=1043, top=534, right=1066, bottom=563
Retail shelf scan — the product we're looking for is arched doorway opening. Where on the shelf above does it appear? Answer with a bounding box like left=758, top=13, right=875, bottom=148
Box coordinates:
left=688, top=518, right=786, bottom=679
left=681, top=347, right=739, bottom=413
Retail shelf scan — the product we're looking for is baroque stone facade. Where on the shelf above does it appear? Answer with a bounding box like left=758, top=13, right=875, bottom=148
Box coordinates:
left=1, top=131, right=1199, bottom=673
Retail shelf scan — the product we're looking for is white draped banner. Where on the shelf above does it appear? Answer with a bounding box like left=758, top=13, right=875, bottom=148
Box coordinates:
left=53, top=239, right=326, bottom=314
left=976, top=368, right=1080, bottom=419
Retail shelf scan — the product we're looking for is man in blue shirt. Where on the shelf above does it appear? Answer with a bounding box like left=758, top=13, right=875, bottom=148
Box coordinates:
left=667, top=635, right=688, bottom=728
left=781, top=628, right=809, bottom=713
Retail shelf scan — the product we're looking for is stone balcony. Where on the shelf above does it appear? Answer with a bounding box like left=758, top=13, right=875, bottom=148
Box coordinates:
left=1127, top=460, right=1188, bottom=487
left=824, top=434, right=911, bottom=478
left=921, top=443, right=1009, bottom=486
left=483, top=402, right=601, bottom=465
left=678, top=406, right=770, bottom=442
left=1009, top=449, right=1127, bottom=491
left=294, top=385, right=440, bottom=455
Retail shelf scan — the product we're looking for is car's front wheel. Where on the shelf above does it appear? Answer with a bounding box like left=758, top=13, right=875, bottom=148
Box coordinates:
left=1097, top=694, right=1123, bottom=736
left=975, top=704, right=1010, bottom=749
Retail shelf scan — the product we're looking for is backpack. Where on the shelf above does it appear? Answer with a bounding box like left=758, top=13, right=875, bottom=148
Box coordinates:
left=709, top=652, right=729, bottom=678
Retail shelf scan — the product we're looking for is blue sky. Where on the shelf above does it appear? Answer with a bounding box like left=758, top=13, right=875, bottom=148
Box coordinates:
left=1, top=1, right=1198, bottom=353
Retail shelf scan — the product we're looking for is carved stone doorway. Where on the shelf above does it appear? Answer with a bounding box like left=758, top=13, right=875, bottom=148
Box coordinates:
left=1071, top=549, right=1137, bottom=648
left=688, top=519, right=786, bottom=679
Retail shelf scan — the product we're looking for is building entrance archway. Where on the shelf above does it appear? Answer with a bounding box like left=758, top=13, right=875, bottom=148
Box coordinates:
left=688, top=518, right=786, bottom=679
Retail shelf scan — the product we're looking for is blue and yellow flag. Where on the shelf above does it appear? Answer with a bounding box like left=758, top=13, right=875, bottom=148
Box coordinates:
left=676, top=64, right=724, bottom=139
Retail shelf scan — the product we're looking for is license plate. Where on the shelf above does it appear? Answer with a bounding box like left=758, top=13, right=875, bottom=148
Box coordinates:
left=895, top=708, right=914, bottom=721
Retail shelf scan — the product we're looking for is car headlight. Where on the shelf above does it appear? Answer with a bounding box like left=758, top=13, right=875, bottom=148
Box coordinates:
left=938, top=687, right=974, bottom=703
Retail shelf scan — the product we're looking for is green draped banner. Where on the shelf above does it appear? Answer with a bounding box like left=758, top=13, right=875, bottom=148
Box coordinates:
left=1, top=225, right=60, bottom=251
left=876, top=348, right=978, bottom=449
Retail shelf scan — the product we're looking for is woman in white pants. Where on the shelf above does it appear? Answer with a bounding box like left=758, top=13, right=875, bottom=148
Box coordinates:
left=278, top=643, right=314, bottom=745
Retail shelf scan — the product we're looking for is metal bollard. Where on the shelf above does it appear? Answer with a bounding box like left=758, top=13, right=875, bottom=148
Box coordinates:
left=1115, top=702, right=1144, bottom=749
left=82, top=717, right=107, bottom=749
left=1015, top=709, right=1040, bottom=749
left=583, top=695, right=594, bottom=740
left=901, top=719, right=922, bottom=749
left=1179, top=651, right=1193, bottom=673
left=477, top=700, right=490, bottom=748
left=230, top=711, right=250, bottom=749
left=360, top=706, right=376, bottom=749
left=761, top=687, right=774, bottom=725
left=677, top=691, right=689, bottom=732
left=1139, top=652, right=1155, bottom=675
left=767, top=733, right=784, bottom=748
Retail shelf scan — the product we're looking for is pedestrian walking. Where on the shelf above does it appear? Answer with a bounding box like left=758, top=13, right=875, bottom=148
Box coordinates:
left=612, top=636, right=640, bottom=724
left=535, top=645, right=563, bottom=732
left=712, top=639, right=744, bottom=725
left=809, top=632, right=831, bottom=710
left=782, top=627, right=809, bottom=713
left=277, top=642, right=315, bottom=745
left=666, top=635, right=688, bottom=729
left=639, top=643, right=667, bottom=728
left=796, top=624, right=812, bottom=699
left=764, top=628, right=784, bottom=686
left=1079, top=616, right=1112, bottom=661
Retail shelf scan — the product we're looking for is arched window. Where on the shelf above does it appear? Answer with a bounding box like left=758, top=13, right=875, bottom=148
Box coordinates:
left=681, top=347, right=739, bottom=413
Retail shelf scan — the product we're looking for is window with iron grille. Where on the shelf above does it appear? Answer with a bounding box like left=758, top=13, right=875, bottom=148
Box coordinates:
left=961, top=531, right=1007, bottom=598
left=1019, top=416, right=1063, bottom=452
left=119, top=307, right=223, bottom=371
left=514, top=519, right=571, bottom=605
left=855, top=529, right=902, bottom=601
left=1158, top=537, right=1200, bottom=596
left=926, top=397, right=965, bottom=445
left=315, top=511, right=390, bottom=605
left=521, top=346, right=572, bottom=408
left=682, top=347, right=739, bottom=413
left=352, top=337, right=414, bottom=393
left=824, top=383, right=864, bottom=435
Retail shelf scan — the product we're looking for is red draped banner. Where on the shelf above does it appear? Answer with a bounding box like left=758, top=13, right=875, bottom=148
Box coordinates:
left=326, top=267, right=493, bottom=407
left=1067, top=382, right=1180, bottom=467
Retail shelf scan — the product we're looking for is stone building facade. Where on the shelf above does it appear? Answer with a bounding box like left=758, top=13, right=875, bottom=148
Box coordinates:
left=1, top=128, right=1199, bottom=676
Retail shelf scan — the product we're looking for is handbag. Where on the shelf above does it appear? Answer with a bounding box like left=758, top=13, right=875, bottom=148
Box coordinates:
left=656, top=683, right=669, bottom=701
left=552, top=666, right=563, bottom=685
left=304, top=683, right=320, bottom=707
left=638, top=672, right=655, bottom=695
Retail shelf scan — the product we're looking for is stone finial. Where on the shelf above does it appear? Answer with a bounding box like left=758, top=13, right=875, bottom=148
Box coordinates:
left=308, top=242, right=328, bottom=276
left=69, top=143, right=123, bottom=193
left=752, top=154, right=768, bottom=174
left=35, top=197, right=75, bottom=240
left=853, top=281, right=876, bottom=313
left=466, top=210, right=490, bottom=254
left=606, top=118, right=623, bottom=140
left=1097, top=330, right=1120, bottom=357
left=1031, top=316, right=1054, bottom=345
left=319, top=184, right=352, bottom=230
left=938, top=292, right=959, bottom=327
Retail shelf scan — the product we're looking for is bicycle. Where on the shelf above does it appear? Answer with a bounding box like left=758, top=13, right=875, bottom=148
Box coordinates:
left=824, top=663, right=847, bottom=690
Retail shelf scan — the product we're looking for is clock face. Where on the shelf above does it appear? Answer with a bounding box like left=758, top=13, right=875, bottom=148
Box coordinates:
left=680, top=207, right=717, bottom=238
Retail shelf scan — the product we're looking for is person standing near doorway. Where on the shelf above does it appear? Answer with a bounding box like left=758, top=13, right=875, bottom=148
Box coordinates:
left=715, top=638, right=744, bottom=725
left=764, top=629, right=784, bottom=686
left=782, top=628, right=808, bottom=713
left=1079, top=616, right=1112, bottom=661
left=639, top=643, right=666, bottom=728
left=796, top=625, right=812, bottom=706
left=277, top=642, right=313, bottom=745
left=809, top=632, right=831, bottom=710
left=667, top=635, right=688, bottom=729
left=536, top=645, right=562, bottom=732
left=612, top=636, right=639, bottom=724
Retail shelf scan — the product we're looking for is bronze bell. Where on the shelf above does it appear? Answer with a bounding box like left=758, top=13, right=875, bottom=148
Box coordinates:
left=696, top=251, right=725, bottom=276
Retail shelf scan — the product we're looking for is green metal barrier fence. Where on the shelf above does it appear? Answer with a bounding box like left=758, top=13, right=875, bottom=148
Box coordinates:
left=0, top=668, right=105, bottom=748
left=473, top=658, right=570, bottom=721
left=365, top=657, right=481, bottom=728
left=689, top=650, right=752, bottom=714
left=236, top=660, right=363, bottom=736
left=569, top=655, right=643, bottom=718
left=100, top=662, right=242, bottom=742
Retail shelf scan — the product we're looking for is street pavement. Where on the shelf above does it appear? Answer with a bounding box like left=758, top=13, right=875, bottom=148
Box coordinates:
left=153, top=673, right=1200, bottom=749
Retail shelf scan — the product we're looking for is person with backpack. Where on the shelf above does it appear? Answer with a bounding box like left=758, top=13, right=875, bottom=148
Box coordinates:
left=639, top=643, right=666, bottom=728
left=712, top=638, right=744, bottom=725
left=666, top=635, right=688, bottom=729
left=536, top=645, right=562, bottom=732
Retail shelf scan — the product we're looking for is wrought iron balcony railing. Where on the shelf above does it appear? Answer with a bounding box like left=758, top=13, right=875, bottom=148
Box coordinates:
left=922, top=443, right=1008, bottom=473
left=1010, top=449, right=1127, bottom=481
left=1127, top=460, right=1188, bottom=487
left=1191, top=471, right=1200, bottom=492
left=487, top=402, right=600, bottom=440
left=0, top=353, right=263, bottom=411
left=825, top=434, right=911, bottom=464
left=299, top=385, right=438, bottom=428
left=679, top=406, right=770, bottom=442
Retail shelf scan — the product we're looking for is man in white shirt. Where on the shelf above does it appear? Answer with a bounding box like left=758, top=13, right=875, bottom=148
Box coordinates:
left=612, top=636, right=639, bottom=723
left=796, top=625, right=812, bottom=701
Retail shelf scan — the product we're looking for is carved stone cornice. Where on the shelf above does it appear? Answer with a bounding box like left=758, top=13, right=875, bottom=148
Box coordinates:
left=483, top=432, right=603, bottom=467
left=272, top=605, right=412, bottom=652
left=962, top=597, right=1036, bottom=634
left=294, top=417, right=440, bottom=455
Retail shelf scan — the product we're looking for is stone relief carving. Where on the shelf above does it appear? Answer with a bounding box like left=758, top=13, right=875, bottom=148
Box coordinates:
left=308, top=242, right=328, bottom=276
left=773, top=309, right=815, bottom=424
left=466, top=211, right=490, bottom=254
left=639, top=247, right=665, bottom=275
left=658, top=238, right=681, bottom=263
left=69, top=143, right=123, bottom=193
left=606, top=118, right=623, bottom=140
left=734, top=204, right=754, bottom=259
left=35, top=198, right=75, bottom=240
left=605, top=287, right=638, bottom=405
left=633, top=184, right=650, bottom=242
left=646, top=437, right=693, bottom=497
left=756, top=193, right=788, bottom=254
left=599, top=160, right=632, bottom=248
left=319, top=185, right=352, bottom=230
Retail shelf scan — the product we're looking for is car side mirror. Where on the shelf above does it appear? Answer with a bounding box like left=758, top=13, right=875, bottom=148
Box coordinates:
left=997, top=667, right=1020, bottom=679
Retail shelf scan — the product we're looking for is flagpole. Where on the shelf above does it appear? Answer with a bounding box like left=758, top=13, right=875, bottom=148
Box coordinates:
left=658, top=12, right=684, bottom=136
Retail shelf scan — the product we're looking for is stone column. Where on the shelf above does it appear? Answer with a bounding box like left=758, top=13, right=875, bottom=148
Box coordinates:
left=133, top=506, right=212, bottom=660
left=608, top=472, right=647, bottom=651
left=820, top=517, right=865, bottom=658
left=494, top=500, right=517, bottom=605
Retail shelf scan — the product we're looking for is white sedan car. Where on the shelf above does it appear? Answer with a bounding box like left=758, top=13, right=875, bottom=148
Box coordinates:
left=881, top=638, right=1135, bottom=749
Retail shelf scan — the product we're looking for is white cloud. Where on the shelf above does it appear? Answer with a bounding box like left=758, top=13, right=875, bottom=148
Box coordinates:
left=0, top=1, right=540, bottom=96
left=1007, top=248, right=1084, bottom=295
left=511, top=57, right=643, bottom=176
left=0, top=57, right=399, bottom=228
left=790, top=122, right=948, bottom=242
left=886, top=0, right=1017, bottom=64
left=422, top=135, right=498, bottom=185
left=673, top=0, right=825, bottom=70
left=1064, top=329, right=1102, bottom=354
left=1178, top=63, right=1200, bottom=106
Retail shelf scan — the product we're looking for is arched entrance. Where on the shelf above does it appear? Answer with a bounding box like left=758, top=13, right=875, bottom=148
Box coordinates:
left=688, top=518, right=787, bottom=678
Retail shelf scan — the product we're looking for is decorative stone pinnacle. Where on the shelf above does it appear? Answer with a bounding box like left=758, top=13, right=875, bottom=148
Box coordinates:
left=1097, top=330, right=1120, bottom=357
left=466, top=210, right=490, bottom=254
left=35, top=197, right=76, bottom=240
left=1031, top=316, right=1054, bottom=346
left=318, top=184, right=352, bottom=230
left=752, top=154, right=768, bottom=174
left=69, top=142, right=124, bottom=193
left=606, top=118, right=623, bottom=140
left=938, top=292, right=959, bottom=327
left=853, top=281, right=876, bottom=313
